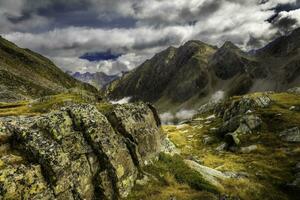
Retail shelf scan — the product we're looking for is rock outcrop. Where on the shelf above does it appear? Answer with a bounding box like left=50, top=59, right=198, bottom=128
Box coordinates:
left=0, top=103, right=163, bottom=200
left=207, top=94, right=270, bottom=149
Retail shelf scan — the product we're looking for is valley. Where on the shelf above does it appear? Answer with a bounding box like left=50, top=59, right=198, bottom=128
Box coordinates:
left=0, top=12, right=300, bottom=199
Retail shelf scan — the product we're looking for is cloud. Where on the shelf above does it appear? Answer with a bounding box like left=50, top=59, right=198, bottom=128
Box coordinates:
left=159, top=112, right=175, bottom=125
left=160, top=109, right=197, bottom=124
left=210, top=90, right=225, bottom=103
left=272, top=8, right=300, bottom=33
left=110, top=97, right=132, bottom=104
left=175, top=110, right=197, bottom=120
left=1, top=0, right=300, bottom=75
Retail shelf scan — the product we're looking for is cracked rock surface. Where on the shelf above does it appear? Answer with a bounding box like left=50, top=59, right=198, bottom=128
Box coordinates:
left=0, top=103, right=163, bottom=200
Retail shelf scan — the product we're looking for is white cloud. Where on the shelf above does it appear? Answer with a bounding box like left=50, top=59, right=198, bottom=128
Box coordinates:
left=110, top=97, right=132, bottom=104
left=1, top=0, right=300, bottom=74
left=160, top=109, right=197, bottom=124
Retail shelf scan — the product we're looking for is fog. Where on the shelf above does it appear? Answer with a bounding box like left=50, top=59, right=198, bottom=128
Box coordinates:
left=160, top=109, right=197, bottom=125
left=110, top=97, right=132, bottom=104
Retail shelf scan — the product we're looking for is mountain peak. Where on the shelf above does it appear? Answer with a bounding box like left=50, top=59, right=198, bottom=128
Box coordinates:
left=221, top=41, right=240, bottom=50
left=183, top=40, right=216, bottom=49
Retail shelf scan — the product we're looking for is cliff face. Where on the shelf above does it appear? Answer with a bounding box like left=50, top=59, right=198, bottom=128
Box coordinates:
left=0, top=103, right=163, bottom=200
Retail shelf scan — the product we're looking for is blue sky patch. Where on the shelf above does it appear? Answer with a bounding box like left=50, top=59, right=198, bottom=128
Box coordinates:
left=79, top=51, right=122, bottom=62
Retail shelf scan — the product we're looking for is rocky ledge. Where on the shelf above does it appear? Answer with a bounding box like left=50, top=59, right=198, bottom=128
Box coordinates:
left=0, top=103, right=164, bottom=200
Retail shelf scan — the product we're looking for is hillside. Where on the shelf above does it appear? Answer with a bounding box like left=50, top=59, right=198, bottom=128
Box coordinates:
left=128, top=91, right=300, bottom=200
left=0, top=36, right=99, bottom=102
left=107, top=28, right=300, bottom=112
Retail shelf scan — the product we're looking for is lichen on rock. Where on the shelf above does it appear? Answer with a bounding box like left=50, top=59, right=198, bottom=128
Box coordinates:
left=0, top=102, right=164, bottom=200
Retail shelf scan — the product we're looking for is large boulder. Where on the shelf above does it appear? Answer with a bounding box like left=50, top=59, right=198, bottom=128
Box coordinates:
left=184, top=159, right=230, bottom=190
left=105, top=102, right=164, bottom=166
left=0, top=103, right=163, bottom=200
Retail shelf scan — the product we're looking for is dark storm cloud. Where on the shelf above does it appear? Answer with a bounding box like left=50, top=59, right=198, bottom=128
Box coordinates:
left=267, top=0, right=300, bottom=22
left=1, top=0, right=137, bottom=31
left=273, top=16, right=298, bottom=33
left=273, top=0, right=300, bottom=12
left=264, top=0, right=300, bottom=34
left=6, top=11, right=31, bottom=23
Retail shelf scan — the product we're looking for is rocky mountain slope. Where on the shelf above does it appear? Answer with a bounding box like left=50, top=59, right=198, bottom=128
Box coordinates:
left=71, top=71, right=119, bottom=89
left=107, top=28, right=300, bottom=112
left=0, top=102, right=164, bottom=199
left=0, top=36, right=98, bottom=102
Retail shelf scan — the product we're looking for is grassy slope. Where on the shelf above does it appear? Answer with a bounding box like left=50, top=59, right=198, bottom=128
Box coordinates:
left=128, top=92, right=300, bottom=200
left=0, top=90, right=105, bottom=117
left=0, top=36, right=98, bottom=100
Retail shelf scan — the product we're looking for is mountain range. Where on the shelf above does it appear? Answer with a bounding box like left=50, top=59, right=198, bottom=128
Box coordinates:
left=69, top=71, right=119, bottom=89
left=0, top=36, right=98, bottom=102
left=106, top=28, right=300, bottom=112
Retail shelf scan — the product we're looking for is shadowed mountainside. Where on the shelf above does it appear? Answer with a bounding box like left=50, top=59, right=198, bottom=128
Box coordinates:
left=107, top=28, right=300, bottom=112
left=0, top=36, right=99, bottom=102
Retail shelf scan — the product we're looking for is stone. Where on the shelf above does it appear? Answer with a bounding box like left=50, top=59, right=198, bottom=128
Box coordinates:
left=68, top=104, right=138, bottom=198
left=135, top=175, right=150, bottom=186
left=203, top=136, right=216, bottom=145
left=219, top=95, right=271, bottom=121
left=254, top=95, right=271, bottom=108
left=241, top=115, right=262, bottom=130
left=240, top=145, right=258, bottom=153
left=206, top=114, right=216, bottom=120
left=279, top=127, right=300, bottom=142
left=216, top=142, right=228, bottom=151
left=216, top=116, right=240, bottom=136
left=289, top=106, right=300, bottom=111
left=223, top=171, right=249, bottom=179
left=234, top=115, right=262, bottom=135
left=245, top=110, right=252, bottom=114
left=161, top=137, right=180, bottom=155
left=105, top=102, right=164, bottom=165
left=0, top=163, right=55, bottom=200
left=184, top=160, right=230, bottom=190
left=287, top=87, right=300, bottom=94
left=289, top=106, right=296, bottom=111
left=0, top=121, right=12, bottom=144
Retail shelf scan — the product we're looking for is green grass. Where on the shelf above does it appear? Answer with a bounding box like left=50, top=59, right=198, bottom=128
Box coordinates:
left=0, top=92, right=103, bottom=117
left=145, top=153, right=218, bottom=193
left=96, top=102, right=114, bottom=115
left=127, top=153, right=219, bottom=200
left=159, top=92, right=300, bottom=200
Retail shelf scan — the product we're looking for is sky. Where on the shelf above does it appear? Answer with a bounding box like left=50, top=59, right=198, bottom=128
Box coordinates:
left=1, top=0, right=300, bottom=75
